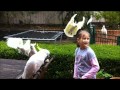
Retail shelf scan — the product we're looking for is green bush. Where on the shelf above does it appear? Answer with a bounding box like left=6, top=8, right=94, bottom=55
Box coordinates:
left=96, top=69, right=113, bottom=79
left=0, top=41, right=120, bottom=78
left=0, top=41, right=28, bottom=60
left=90, top=44, right=120, bottom=76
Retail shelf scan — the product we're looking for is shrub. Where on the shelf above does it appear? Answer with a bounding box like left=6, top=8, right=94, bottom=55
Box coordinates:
left=96, top=69, right=113, bottom=79
left=0, top=41, right=120, bottom=78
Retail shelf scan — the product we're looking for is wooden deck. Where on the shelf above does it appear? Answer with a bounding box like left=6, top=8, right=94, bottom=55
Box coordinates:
left=0, top=58, right=27, bottom=79
left=0, top=56, right=54, bottom=79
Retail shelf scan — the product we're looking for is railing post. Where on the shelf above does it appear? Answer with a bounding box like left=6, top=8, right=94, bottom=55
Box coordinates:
left=117, top=36, right=120, bottom=45
left=87, top=24, right=96, bottom=44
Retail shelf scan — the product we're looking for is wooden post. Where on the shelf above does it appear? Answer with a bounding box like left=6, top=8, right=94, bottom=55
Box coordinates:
left=34, top=56, right=55, bottom=79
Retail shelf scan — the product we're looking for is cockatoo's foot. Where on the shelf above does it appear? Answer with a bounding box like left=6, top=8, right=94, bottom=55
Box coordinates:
left=45, top=59, right=50, bottom=63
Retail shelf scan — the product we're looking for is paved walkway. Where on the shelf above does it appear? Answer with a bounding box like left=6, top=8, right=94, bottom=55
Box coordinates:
left=0, top=58, right=27, bottom=79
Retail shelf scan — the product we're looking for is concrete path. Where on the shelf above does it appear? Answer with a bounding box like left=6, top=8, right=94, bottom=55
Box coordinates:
left=0, top=58, right=27, bottom=79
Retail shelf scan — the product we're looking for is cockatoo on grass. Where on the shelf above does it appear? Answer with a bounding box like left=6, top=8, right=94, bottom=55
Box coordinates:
left=64, top=14, right=85, bottom=37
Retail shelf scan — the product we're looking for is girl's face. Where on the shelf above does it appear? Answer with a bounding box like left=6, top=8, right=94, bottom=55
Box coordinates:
left=77, top=33, right=90, bottom=49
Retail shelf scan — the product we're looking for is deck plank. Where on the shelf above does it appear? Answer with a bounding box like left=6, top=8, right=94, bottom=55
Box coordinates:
left=0, top=58, right=27, bottom=79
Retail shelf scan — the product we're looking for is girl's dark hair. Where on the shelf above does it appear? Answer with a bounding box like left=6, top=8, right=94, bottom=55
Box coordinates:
left=75, top=29, right=90, bottom=47
left=76, top=30, right=90, bottom=38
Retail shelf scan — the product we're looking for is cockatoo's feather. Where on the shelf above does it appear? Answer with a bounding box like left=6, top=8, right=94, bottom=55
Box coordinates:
left=101, top=25, right=107, bottom=38
left=87, top=15, right=93, bottom=25
left=101, top=25, right=107, bottom=34
left=17, top=40, right=31, bottom=57
left=77, top=16, right=85, bottom=30
left=21, top=48, right=50, bottom=79
left=6, top=38, right=23, bottom=49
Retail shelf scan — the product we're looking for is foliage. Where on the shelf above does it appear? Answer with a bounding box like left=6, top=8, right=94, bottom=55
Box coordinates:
left=97, top=69, right=112, bottom=79
left=94, top=11, right=120, bottom=29
left=0, top=41, right=28, bottom=60
left=0, top=41, right=120, bottom=78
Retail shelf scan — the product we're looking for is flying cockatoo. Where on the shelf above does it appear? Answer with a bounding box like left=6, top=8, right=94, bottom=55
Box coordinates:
left=20, top=48, right=50, bottom=79
left=87, top=15, right=93, bottom=25
left=6, top=38, right=23, bottom=49
left=64, top=14, right=85, bottom=37
left=17, top=39, right=31, bottom=57
left=101, top=25, right=107, bottom=38
left=6, top=37, right=41, bottom=57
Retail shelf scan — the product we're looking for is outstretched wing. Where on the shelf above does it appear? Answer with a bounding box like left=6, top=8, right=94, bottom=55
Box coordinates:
left=64, top=14, right=86, bottom=37
left=87, top=15, right=93, bottom=25
left=6, top=38, right=23, bottom=49
left=64, top=14, right=78, bottom=37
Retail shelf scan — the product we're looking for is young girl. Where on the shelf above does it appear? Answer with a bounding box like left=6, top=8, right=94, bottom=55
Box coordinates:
left=73, top=30, right=100, bottom=79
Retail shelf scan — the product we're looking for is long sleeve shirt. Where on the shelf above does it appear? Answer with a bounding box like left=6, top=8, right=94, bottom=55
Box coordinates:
left=73, top=46, right=100, bottom=79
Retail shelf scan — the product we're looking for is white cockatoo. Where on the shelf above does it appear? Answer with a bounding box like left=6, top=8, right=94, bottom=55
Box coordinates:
left=6, top=37, right=39, bottom=57
left=29, top=43, right=38, bottom=57
left=6, top=38, right=23, bottom=49
left=21, top=48, right=50, bottom=79
left=17, top=39, right=31, bottom=57
left=64, top=14, right=85, bottom=37
left=87, top=15, right=93, bottom=25
left=101, top=25, right=107, bottom=38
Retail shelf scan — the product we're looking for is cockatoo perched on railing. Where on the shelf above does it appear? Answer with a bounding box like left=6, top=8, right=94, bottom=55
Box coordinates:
left=64, top=14, right=85, bottom=37
left=101, top=25, right=107, bottom=38
left=20, top=48, right=50, bottom=79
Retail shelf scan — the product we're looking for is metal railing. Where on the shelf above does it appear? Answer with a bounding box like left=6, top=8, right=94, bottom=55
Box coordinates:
left=95, top=33, right=119, bottom=45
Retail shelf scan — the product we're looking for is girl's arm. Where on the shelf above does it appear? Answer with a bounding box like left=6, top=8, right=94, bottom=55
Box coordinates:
left=81, top=57, right=100, bottom=79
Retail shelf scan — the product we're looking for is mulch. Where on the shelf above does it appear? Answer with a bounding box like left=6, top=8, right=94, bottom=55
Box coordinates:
left=0, top=58, right=27, bottom=79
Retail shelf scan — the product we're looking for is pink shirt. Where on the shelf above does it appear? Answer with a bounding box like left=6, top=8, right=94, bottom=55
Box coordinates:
left=73, top=47, right=100, bottom=79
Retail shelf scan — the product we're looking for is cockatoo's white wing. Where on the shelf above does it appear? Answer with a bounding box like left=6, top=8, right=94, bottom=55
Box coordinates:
left=66, top=14, right=77, bottom=27
left=22, top=40, right=31, bottom=56
left=6, top=38, right=23, bottom=49
left=17, top=39, right=31, bottom=56
left=64, top=14, right=78, bottom=37
left=77, top=16, right=85, bottom=30
left=87, top=15, right=93, bottom=25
